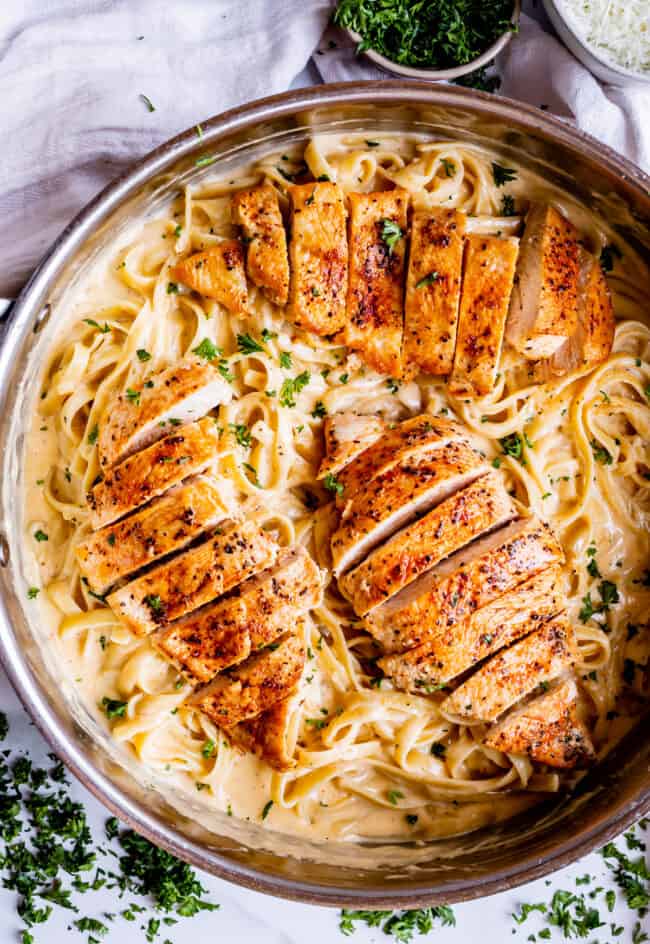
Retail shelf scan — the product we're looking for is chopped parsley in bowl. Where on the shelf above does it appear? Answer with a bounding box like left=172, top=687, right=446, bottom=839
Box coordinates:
left=333, top=0, right=520, bottom=85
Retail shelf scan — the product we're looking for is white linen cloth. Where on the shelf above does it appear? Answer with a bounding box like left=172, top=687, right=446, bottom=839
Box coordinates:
left=0, top=0, right=648, bottom=297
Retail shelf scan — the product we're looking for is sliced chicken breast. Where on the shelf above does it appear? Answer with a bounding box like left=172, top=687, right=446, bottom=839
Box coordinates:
left=331, top=439, right=486, bottom=577
left=404, top=208, right=466, bottom=376
left=536, top=248, right=615, bottom=380
left=365, top=516, right=564, bottom=653
left=107, top=519, right=279, bottom=635
left=336, top=414, right=469, bottom=506
left=441, top=615, right=576, bottom=722
left=345, top=189, right=410, bottom=377
left=341, top=470, right=516, bottom=615
left=506, top=204, right=580, bottom=360
left=484, top=678, right=596, bottom=769
left=317, top=412, right=386, bottom=480
left=378, top=566, right=564, bottom=688
left=171, top=242, right=248, bottom=315
left=226, top=687, right=302, bottom=771
left=154, top=547, right=321, bottom=683
left=449, top=235, right=519, bottom=397
left=76, top=476, right=229, bottom=595
left=98, top=357, right=231, bottom=469
left=231, top=184, right=290, bottom=306
left=88, top=417, right=221, bottom=529
left=190, top=631, right=306, bottom=728
left=288, top=182, right=348, bottom=336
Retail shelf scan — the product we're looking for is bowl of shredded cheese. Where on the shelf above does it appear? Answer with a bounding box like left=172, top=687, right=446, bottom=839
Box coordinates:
left=543, top=0, right=650, bottom=86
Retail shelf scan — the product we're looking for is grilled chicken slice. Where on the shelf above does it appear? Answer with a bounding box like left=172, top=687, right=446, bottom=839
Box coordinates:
left=154, top=547, right=321, bottom=683
left=506, top=204, right=580, bottom=359
left=190, top=631, right=306, bottom=728
left=449, top=235, right=519, bottom=397
left=341, top=471, right=516, bottom=614
left=536, top=248, right=615, bottom=379
left=378, top=566, right=565, bottom=688
left=345, top=189, right=410, bottom=377
left=317, top=412, right=386, bottom=480
left=98, top=357, right=231, bottom=469
left=332, top=440, right=486, bottom=576
left=484, top=678, right=596, bottom=769
left=76, top=477, right=229, bottom=595
left=288, top=182, right=348, bottom=336
left=404, top=208, right=466, bottom=376
left=441, top=615, right=576, bottom=722
left=107, top=519, right=278, bottom=635
left=231, top=184, right=290, bottom=306
left=365, top=516, right=564, bottom=653
left=226, top=687, right=302, bottom=770
left=171, top=242, right=248, bottom=315
left=336, top=414, right=469, bottom=507
left=88, top=417, right=221, bottom=529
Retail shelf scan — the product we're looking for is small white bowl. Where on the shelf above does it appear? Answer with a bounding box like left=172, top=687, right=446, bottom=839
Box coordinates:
left=542, top=0, right=650, bottom=87
left=341, top=1, right=520, bottom=82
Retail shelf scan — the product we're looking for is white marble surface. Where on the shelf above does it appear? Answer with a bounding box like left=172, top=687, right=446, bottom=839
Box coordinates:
left=0, top=669, right=645, bottom=944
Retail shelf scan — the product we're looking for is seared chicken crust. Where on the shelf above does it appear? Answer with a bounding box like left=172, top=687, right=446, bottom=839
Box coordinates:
left=345, top=189, right=409, bottom=377
left=171, top=242, right=248, bottom=315
left=98, top=357, right=231, bottom=469
left=88, top=417, right=221, bottom=529
left=404, top=208, right=466, bottom=376
left=340, top=470, right=515, bottom=614
left=108, top=518, right=278, bottom=635
left=190, top=631, right=306, bottom=728
left=76, top=476, right=229, bottom=594
left=288, top=182, right=348, bottom=335
left=449, top=235, right=519, bottom=397
left=231, top=184, right=290, bottom=306
left=484, top=678, right=596, bottom=769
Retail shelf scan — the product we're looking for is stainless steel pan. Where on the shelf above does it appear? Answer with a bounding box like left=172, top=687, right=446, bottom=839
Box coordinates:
left=0, top=82, right=648, bottom=908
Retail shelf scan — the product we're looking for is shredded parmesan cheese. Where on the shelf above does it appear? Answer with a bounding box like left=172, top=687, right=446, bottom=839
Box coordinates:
left=558, top=0, right=649, bottom=74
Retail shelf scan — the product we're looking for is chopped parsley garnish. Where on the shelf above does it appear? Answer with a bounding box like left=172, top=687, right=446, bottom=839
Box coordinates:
left=125, top=388, right=141, bottom=406
left=441, top=157, right=456, bottom=177
left=492, top=162, right=517, bottom=187
left=143, top=594, right=164, bottom=615
left=386, top=377, right=399, bottom=394
left=501, top=193, right=516, bottom=216
left=192, top=338, right=222, bottom=362
left=241, top=462, right=261, bottom=487
left=201, top=739, right=216, bottom=759
left=380, top=218, right=403, bottom=254
left=339, top=373, right=349, bottom=385
left=217, top=359, right=234, bottom=383
left=236, top=333, right=264, bottom=355
left=87, top=425, right=99, bottom=446
left=333, top=0, right=514, bottom=71
left=195, top=154, right=217, bottom=168
left=279, top=351, right=292, bottom=369
left=600, top=243, right=622, bottom=273
left=311, top=400, right=327, bottom=419
left=33, top=530, right=48, bottom=542
left=323, top=473, right=344, bottom=496
left=261, top=328, right=277, bottom=343
left=387, top=789, right=404, bottom=805
left=591, top=439, right=613, bottom=465
left=279, top=370, right=310, bottom=408
left=261, top=800, right=273, bottom=820
left=229, top=423, right=251, bottom=448
left=136, top=348, right=151, bottom=362
left=166, top=281, right=179, bottom=294
left=499, top=432, right=526, bottom=462
left=430, top=742, right=446, bottom=758
left=139, top=93, right=155, bottom=113
left=27, top=587, right=39, bottom=599
left=101, top=697, right=128, bottom=719
left=339, top=906, right=455, bottom=940
left=415, top=271, right=439, bottom=289
left=84, top=319, right=111, bottom=333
